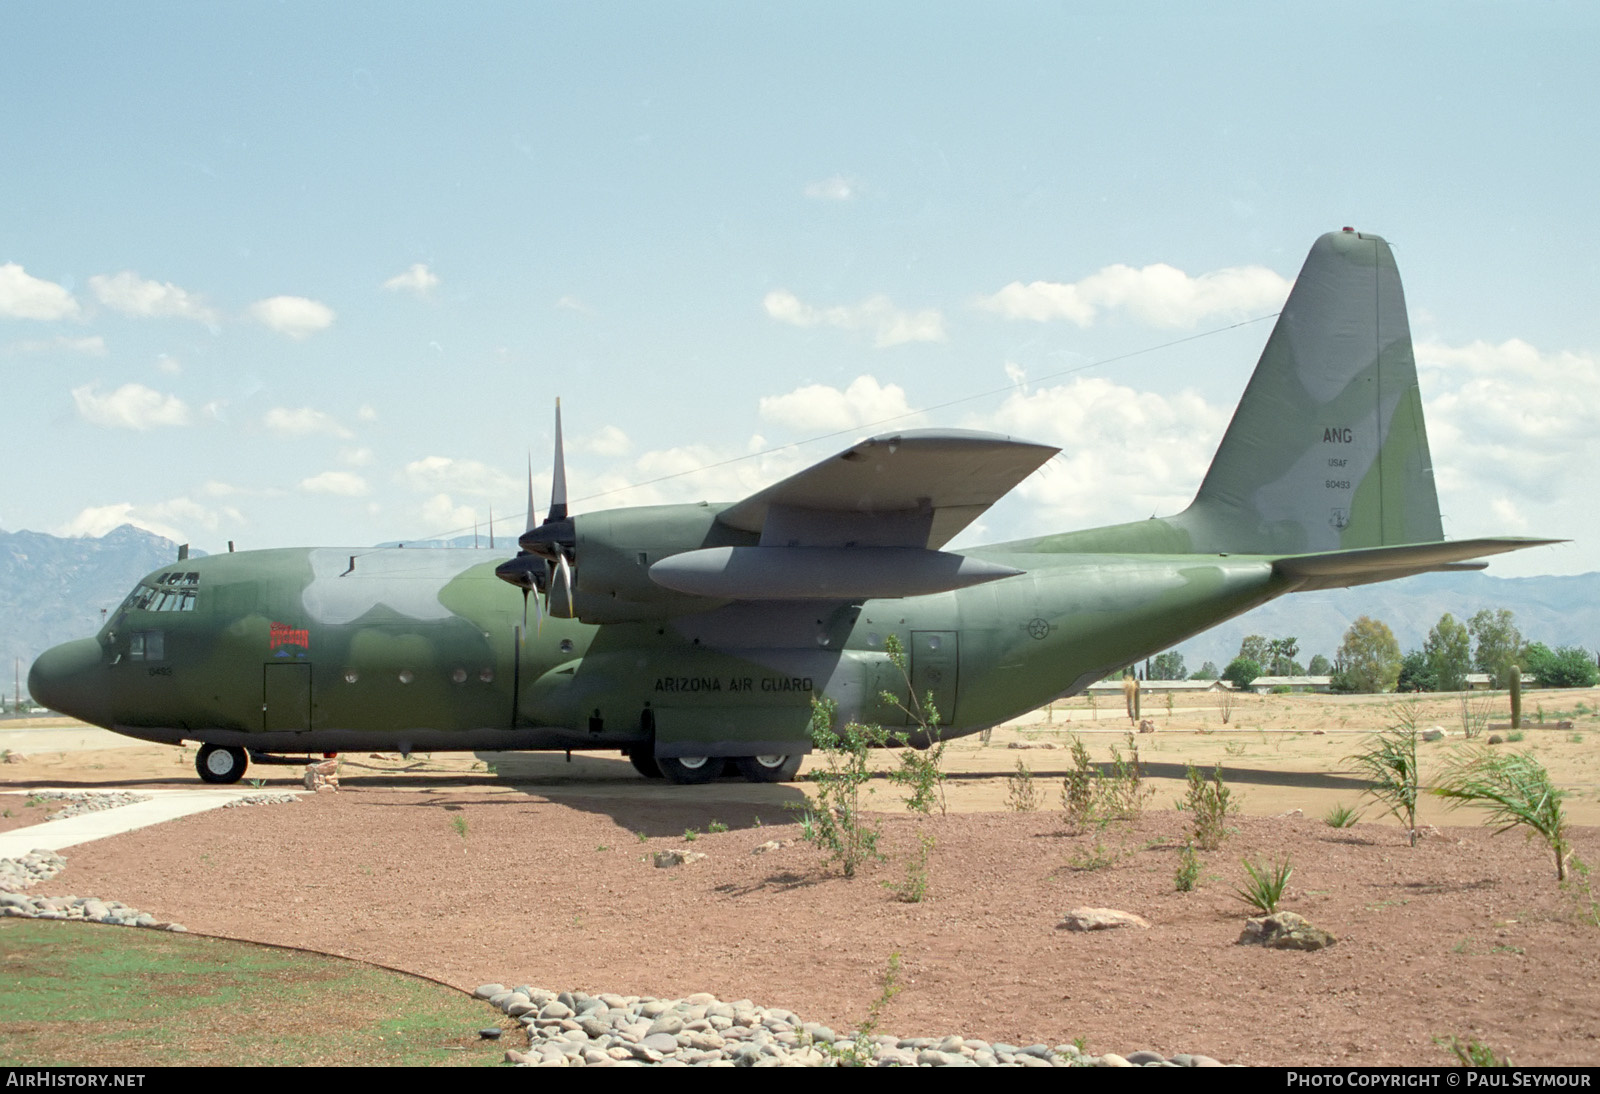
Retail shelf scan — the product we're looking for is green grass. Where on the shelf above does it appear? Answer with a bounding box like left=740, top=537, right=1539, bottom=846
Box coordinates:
left=0, top=919, right=509, bottom=1066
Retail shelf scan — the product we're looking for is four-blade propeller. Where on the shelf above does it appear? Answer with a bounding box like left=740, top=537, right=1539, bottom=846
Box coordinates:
left=494, top=400, right=577, bottom=629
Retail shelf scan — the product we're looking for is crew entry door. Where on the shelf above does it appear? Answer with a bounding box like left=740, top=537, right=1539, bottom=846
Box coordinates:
left=263, top=663, right=312, bottom=732
left=909, top=630, right=958, bottom=732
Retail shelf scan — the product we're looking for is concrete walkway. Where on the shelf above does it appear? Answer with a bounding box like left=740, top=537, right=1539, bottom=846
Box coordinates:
left=0, top=724, right=146, bottom=754
left=0, top=788, right=295, bottom=858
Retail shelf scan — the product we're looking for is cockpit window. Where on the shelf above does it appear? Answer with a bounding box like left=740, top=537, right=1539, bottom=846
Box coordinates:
left=122, top=571, right=199, bottom=613
left=129, top=630, right=165, bottom=661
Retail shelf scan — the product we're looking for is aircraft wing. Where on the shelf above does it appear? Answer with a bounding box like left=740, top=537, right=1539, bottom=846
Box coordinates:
left=717, top=429, right=1059, bottom=548
left=646, top=430, right=1058, bottom=601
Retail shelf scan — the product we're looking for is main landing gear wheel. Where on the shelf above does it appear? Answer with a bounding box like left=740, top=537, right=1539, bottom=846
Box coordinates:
left=735, top=754, right=802, bottom=783
left=657, top=755, right=721, bottom=785
left=629, top=750, right=664, bottom=779
left=196, top=744, right=248, bottom=785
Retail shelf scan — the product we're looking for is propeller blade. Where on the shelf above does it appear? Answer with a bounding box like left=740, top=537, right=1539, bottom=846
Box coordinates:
left=546, top=551, right=573, bottom=620
left=548, top=398, right=568, bottom=523
left=524, top=455, right=539, bottom=535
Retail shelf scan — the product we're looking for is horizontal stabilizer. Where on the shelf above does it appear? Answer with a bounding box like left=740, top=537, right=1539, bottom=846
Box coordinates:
left=1274, top=537, right=1565, bottom=591
left=649, top=545, right=1024, bottom=600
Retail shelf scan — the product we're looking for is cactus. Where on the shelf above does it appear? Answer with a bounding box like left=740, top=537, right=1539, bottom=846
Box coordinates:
left=1510, top=664, right=1522, bottom=730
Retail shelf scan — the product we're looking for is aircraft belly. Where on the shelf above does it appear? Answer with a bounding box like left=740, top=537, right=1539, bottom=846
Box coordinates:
left=115, top=724, right=601, bottom=753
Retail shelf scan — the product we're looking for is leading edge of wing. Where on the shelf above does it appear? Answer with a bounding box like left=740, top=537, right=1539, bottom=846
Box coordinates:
left=716, top=429, right=1059, bottom=549
left=1272, top=537, right=1567, bottom=591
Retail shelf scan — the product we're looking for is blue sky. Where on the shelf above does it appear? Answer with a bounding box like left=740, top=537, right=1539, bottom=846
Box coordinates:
left=3, top=2, right=1596, bottom=577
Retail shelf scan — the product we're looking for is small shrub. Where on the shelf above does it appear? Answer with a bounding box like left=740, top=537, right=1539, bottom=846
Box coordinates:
left=1436, top=1035, right=1509, bottom=1067
left=823, top=953, right=903, bottom=1066
left=450, top=815, right=468, bottom=840
left=1102, top=734, right=1153, bottom=819
left=1434, top=747, right=1573, bottom=881
left=1060, top=736, right=1098, bottom=828
left=1565, top=857, right=1599, bottom=927
left=888, top=830, right=935, bottom=903
left=1069, top=840, right=1120, bottom=871
left=881, top=634, right=948, bottom=815
left=1235, top=855, right=1292, bottom=914
left=1174, top=842, right=1201, bottom=892
left=1348, top=708, right=1423, bottom=845
left=1323, top=802, right=1362, bottom=828
left=794, top=696, right=888, bottom=878
left=683, top=828, right=699, bottom=842
left=1184, top=763, right=1234, bottom=850
left=1507, top=730, right=1526, bottom=743
left=1007, top=759, right=1041, bottom=812
left=707, top=820, right=728, bottom=833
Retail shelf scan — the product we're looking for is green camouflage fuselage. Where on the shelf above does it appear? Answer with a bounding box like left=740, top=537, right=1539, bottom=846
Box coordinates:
left=74, top=518, right=1284, bottom=758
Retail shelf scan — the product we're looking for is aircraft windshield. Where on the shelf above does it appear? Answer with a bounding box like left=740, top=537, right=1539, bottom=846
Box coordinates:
left=120, top=571, right=200, bottom=613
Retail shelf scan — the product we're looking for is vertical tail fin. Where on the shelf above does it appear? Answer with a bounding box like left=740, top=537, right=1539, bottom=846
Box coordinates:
left=1180, top=229, right=1442, bottom=554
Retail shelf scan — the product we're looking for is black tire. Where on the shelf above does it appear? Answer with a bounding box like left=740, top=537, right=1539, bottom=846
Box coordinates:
left=657, top=755, right=721, bottom=785
left=629, top=750, right=664, bottom=779
left=734, top=754, right=803, bottom=783
left=196, top=744, right=248, bottom=785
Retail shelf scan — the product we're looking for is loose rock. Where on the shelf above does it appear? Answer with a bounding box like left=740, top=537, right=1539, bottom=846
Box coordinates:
left=1057, top=907, right=1151, bottom=931
left=1237, top=911, right=1337, bottom=951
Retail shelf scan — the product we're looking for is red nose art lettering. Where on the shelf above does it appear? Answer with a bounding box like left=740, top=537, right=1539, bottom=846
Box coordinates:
left=269, top=622, right=310, bottom=652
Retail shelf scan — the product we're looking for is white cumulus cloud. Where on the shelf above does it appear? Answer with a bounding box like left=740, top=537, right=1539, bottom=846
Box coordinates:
left=5, top=335, right=105, bottom=356
left=0, top=263, right=80, bottom=320
left=263, top=406, right=353, bottom=438
left=72, top=382, right=193, bottom=430
left=758, top=375, right=919, bottom=433
left=88, top=271, right=219, bottom=323
left=55, top=496, right=231, bottom=541
left=402, top=456, right=516, bottom=497
left=249, top=295, right=335, bottom=339
left=300, top=471, right=369, bottom=496
left=420, top=492, right=477, bottom=533
left=978, top=262, right=1290, bottom=328
left=382, top=263, right=440, bottom=297
left=803, top=175, right=856, bottom=201
left=1417, top=338, right=1600, bottom=505
left=577, top=424, right=630, bottom=457
left=763, top=290, right=945, bottom=347
left=965, top=377, right=1232, bottom=528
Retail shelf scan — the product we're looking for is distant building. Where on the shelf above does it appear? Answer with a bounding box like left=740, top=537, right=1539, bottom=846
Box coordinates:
left=1085, top=678, right=1233, bottom=696
left=1249, top=675, right=1332, bottom=694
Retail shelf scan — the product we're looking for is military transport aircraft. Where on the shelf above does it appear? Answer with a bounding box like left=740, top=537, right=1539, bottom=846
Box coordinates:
left=29, top=229, right=1556, bottom=785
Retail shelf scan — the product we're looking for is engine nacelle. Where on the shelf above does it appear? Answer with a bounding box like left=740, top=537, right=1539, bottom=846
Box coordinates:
left=569, top=502, right=755, bottom=623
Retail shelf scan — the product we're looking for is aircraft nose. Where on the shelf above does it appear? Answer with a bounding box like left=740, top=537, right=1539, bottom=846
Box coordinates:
left=28, top=639, right=113, bottom=727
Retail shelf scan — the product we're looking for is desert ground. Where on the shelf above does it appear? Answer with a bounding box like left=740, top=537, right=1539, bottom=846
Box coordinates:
left=3, top=686, right=1599, bottom=1067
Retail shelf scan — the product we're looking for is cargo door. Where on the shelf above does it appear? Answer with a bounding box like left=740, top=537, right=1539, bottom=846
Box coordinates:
left=263, top=663, right=312, bottom=732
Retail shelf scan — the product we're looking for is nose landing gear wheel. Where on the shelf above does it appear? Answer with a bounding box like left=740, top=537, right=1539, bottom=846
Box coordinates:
left=658, top=755, right=721, bottom=785
left=196, top=744, right=248, bottom=784
left=735, top=754, right=802, bottom=783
